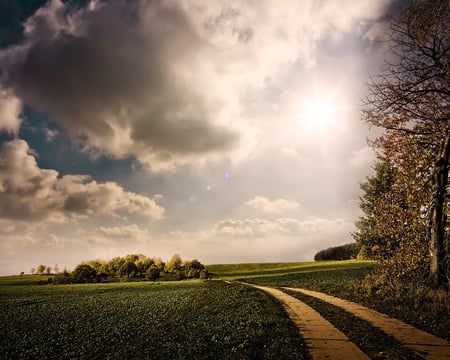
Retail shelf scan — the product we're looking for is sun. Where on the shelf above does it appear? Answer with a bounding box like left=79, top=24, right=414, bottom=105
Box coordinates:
left=304, top=96, right=336, bottom=130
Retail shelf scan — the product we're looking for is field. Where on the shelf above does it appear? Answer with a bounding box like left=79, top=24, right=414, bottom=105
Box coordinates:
left=1, top=279, right=310, bottom=359
left=208, top=259, right=375, bottom=282
left=2, top=260, right=448, bottom=358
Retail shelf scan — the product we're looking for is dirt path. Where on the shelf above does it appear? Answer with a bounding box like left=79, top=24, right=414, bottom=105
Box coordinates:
left=249, top=284, right=370, bottom=359
left=285, top=287, right=450, bottom=360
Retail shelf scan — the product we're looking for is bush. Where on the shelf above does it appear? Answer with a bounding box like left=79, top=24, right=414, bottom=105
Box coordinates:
left=184, top=259, right=205, bottom=279
left=52, top=271, right=72, bottom=284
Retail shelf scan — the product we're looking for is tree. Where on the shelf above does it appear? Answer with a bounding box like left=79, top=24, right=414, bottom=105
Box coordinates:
left=71, top=264, right=97, bottom=283
left=30, top=268, right=35, bottom=275
left=363, top=0, right=450, bottom=288
left=109, top=257, right=126, bottom=277
left=184, top=259, right=205, bottom=279
left=165, top=254, right=183, bottom=274
left=314, top=243, right=360, bottom=261
left=145, top=264, right=160, bottom=281
left=353, top=160, right=398, bottom=260
left=120, top=261, right=137, bottom=280
left=37, top=264, right=46, bottom=275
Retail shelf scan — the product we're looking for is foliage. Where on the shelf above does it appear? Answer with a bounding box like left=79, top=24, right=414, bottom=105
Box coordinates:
left=353, top=160, right=398, bottom=260
left=71, top=264, right=97, bottom=283
left=314, top=243, right=360, bottom=261
left=184, top=259, right=205, bottom=279
left=52, top=270, right=72, bottom=284
left=164, top=254, right=183, bottom=274
left=0, top=281, right=310, bottom=359
left=120, top=261, right=137, bottom=279
left=36, top=264, right=46, bottom=275
left=360, top=0, right=450, bottom=288
left=47, top=254, right=207, bottom=284
left=145, top=264, right=160, bottom=281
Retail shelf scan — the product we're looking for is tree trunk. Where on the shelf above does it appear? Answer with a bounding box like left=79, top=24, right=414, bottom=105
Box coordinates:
left=429, top=132, right=450, bottom=289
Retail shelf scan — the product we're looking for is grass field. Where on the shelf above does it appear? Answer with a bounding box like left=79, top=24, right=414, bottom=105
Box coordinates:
left=0, top=279, right=310, bottom=359
left=1, top=261, right=371, bottom=359
left=1, top=260, right=448, bottom=358
left=208, top=259, right=376, bottom=282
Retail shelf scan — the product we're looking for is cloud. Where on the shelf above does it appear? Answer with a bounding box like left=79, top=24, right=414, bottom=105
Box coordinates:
left=154, top=216, right=355, bottom=264
left=0, top=0, right=241, bottom=172
left=0, top=139, right=165, bottom=222
left=0, top=0, right=390, bottom=172
left=213, top=217, right=351, bottom=238
left=245, top=196, right=299, bottom=214
left=348, top=146, right=375, bottom=168
left=281, top=147, right=301, bottom=158
left=0, top=88, right=22, bottom=134
left=94, top=224, right=149, bottom=239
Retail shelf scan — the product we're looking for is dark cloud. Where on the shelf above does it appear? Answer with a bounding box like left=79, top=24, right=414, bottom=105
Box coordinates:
left=0, top=0, right=238, bottom=170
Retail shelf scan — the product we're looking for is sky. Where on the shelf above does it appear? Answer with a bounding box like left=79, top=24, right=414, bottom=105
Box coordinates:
left=0, top=0, right=403, bottom=275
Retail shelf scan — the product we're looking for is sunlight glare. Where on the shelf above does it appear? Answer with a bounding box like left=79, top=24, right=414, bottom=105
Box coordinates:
left=304, top=97, right=336, bottom=130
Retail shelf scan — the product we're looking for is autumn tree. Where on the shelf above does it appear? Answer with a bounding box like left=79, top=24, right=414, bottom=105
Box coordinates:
left=363, top=0, right=450, bottom=288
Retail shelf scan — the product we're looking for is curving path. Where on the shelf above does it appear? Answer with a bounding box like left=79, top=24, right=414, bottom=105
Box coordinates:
left=249, top=284, right=370, bottom=359
left=284, top=287, right=450, bottom=360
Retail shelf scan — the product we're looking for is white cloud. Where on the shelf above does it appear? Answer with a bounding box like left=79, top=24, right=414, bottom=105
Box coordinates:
left=94, top=224, right=149, bottom=239
left=154, top=216, right=355, bottom=264
left=281, top=147, right=301, bottom=158
left=0, top=88, right=22, bottom=134
left=348, top=146, right=375, bottom=168
left=0, top=139, right=165, bottom=222
left=213, top=217, right=351, bottom=238
left=245, top=196, right=300, bottom=214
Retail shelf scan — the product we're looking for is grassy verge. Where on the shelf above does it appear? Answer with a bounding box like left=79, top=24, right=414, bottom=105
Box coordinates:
left=0, top=280, right=311, bottom=359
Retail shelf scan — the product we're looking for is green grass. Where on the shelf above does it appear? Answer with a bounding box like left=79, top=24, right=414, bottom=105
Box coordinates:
left=209, top=259, right=376, bottom=281
left=0, top=280, right=310, bottom=359
left=234, top=260, right=376, bottom=292
left=0, top=274, right=54, bottom=286
left=2, top=260, right=447, bottom=357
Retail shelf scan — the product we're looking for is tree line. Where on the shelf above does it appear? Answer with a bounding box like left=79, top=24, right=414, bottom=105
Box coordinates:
left=34, top=254, right=209, bottom=284
left=353, top=0, right=449, bottom=289
left=314, top=243, right=360, bottom=261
